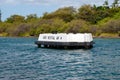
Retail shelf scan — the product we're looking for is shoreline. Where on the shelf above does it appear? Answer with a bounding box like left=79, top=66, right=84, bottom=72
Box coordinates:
left=93, top=36, right=120, bottom=39
left=0, top=36, right=120, bottom=39
left=0, top=33, right=120, bottom=38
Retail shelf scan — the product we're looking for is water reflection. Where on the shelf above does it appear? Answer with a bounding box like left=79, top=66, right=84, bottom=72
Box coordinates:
left=37, top=49, right=95, bottom=80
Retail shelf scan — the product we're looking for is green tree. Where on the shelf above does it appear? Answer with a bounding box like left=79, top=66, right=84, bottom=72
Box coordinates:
left=6, top=15, right=25, bottom=23
left=112, top=0, right=119, bottom=8
left=102, top=19, right=120, bottom=33
left=12, top=23, right=30, bottom=36
left=78, top=5, right=98, bottom=23
left=26, top=14, right=38, bottom=22
left=65, top=19, right=89, bottom=33
left=43, top=6, right=76, bottom=22
left=103, top=0, right=109, bottom=7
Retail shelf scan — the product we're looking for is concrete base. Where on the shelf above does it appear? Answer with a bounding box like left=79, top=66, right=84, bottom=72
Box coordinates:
left=35, top=41, right=94, bottom=49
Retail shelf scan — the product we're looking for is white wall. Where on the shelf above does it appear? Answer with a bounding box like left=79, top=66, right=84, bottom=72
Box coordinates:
left=38, top=33, right=93, bottom=42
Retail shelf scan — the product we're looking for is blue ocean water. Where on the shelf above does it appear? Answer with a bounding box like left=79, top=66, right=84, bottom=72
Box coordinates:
left=0, top=37, right=120, bottom=80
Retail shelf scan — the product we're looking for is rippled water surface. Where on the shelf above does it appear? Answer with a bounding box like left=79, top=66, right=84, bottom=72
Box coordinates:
left=0, top=37, right=120, bottom=80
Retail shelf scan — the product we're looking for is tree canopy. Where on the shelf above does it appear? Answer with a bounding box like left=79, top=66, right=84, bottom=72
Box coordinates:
left=0, top=0, right=120, bottom=37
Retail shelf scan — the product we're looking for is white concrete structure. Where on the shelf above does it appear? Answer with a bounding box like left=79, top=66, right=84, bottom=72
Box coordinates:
left=35, top=33, right=94, bottom=49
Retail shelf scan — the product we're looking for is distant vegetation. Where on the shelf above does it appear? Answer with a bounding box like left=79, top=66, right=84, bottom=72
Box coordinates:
left=0, top=0, right=120, bottom=38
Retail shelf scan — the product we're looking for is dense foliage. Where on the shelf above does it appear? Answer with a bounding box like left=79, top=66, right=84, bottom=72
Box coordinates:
left=0, top=0, right=120, bottom=37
